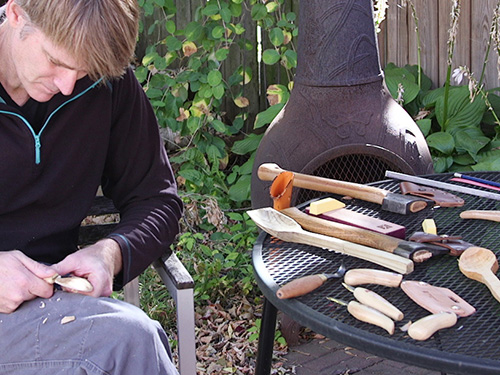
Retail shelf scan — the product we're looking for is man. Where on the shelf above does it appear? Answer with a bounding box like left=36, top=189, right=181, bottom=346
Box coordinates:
left=0, top=0, right=183, bottom=374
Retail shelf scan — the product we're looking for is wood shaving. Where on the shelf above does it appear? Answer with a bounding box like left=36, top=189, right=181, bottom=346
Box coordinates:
left=61, top=316, right=76, bottom=325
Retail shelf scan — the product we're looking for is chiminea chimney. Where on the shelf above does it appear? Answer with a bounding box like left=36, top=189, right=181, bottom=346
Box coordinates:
left=251, top=0, right=433, bottom=208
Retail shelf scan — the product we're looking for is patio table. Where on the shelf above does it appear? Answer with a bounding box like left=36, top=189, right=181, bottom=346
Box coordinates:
left=252, top=172, right=500, bottom=375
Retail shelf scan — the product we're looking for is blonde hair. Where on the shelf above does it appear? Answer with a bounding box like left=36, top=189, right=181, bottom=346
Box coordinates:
left=15, top=0, right=139, bottom=81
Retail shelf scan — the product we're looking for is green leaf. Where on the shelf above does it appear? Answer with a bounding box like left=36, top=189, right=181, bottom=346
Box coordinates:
left=251, top=4, right=267, bottom=20
left=207, top=70, right=223, bottom=87
left=165, top=36, right=182, bottom=51
left=211, top=119, right=227, bottom=133
left=416, top=118, right=431, bottom=137
left=436, top=86, right=486, bottom=133
left=262, top=49, right=280, bottom=65
left=231, top=133, right=263, bottom=154
left=145, top=88, right=163, bottom=99
left=187, top=117, right=202, bottom=133
left=178, top=168, right=203, bottom=183
left=269, top=27, right=284, bottom=46
left=384, top=67, right=420, bottom=104
left=215, top=48, right=230, bottom=61
left=228, top=174, right=251, bottom=203
left=185, top=22, right=203, bottom=41
left=202, top=4, right=219, bottom=16
left=254, top=103, right=284, bottom=128
left=220, top=8, right=232, bottom=23
left=471, top=156, right=500, bottom=171
left=142, top=51, right=158, bottom=66
left=134, top=66, right=148, bottom=83
left=207, top=144, right=225, bottom=160
left=165, top=20, right=176, bottom=34
left=454, top=128, right=490, bottom=159
left=212, top=25, right=225, bottom=39
left=282, top=49, right=297, bottom=69
left=212, top=84, right=225, bottom=99
left=432, top=155, right=454, bottom=173
left=453, top=153, right=476, bottom=166
left=426, top=131, right=455, bottom=155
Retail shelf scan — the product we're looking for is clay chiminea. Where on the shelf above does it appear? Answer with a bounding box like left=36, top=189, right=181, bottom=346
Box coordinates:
left=251, top=0, right=433, bottom=209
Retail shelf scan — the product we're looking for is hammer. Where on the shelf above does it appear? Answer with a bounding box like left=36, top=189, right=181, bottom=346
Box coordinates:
left=258, top=163, right=428, bottom=215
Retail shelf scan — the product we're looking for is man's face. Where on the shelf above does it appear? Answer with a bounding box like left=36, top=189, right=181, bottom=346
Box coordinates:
left=12, top=26, right=88, bottom=102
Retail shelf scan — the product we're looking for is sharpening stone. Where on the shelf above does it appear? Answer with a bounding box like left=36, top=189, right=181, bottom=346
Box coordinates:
left=306, top=207, right=406, bottom=239
left=309, top=197, right=346, bottom=215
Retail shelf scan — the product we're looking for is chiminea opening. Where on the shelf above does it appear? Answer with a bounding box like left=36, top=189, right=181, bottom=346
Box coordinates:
left=295, top=144, right=417, bottom=205
left=251, top=0, right=434, bottom=209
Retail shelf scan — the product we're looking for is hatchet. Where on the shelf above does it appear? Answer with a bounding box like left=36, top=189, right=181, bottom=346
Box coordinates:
left=258, top=163, right=428, bottom=215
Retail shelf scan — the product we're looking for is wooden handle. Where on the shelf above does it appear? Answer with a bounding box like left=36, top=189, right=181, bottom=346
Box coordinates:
left=276, top=274, right=327, bottom=299
left=344, top=269, right=403, bottom=287
left=408, top=312, right=457, bottom=341
left=296, top=231, right=414, bottom=274
left=281, top=207, right=402, bottom=253
left=481, top=271, right=500, bottom=303
left=460, top=210, right=500, bottom=222
left=352, top=287, right=404, bottom=321
left=258, top=163, right=387, bottom=205
left=347, top=301, right=395, bottom=334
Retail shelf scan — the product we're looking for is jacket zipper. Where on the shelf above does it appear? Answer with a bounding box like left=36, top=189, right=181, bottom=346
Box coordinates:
left=0, top=79, right=102, bottom=165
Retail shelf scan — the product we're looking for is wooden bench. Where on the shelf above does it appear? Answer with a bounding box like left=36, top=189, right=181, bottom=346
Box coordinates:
left=79, top=196, right=196, bottom=375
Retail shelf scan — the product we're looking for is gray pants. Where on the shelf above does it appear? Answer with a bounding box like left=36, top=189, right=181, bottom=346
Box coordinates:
left=0, top=291, right=179, bottom=374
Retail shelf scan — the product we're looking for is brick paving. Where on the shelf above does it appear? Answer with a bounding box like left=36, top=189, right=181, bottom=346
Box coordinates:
left=282, top=337, right=444, bottom=375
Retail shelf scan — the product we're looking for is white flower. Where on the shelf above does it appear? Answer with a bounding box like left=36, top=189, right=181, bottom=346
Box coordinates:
left=452, top=66, right=468, bottom=84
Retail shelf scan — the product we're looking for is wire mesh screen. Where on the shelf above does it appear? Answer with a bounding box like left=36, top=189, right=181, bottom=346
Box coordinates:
left=296, top=154, right=404, bottom=204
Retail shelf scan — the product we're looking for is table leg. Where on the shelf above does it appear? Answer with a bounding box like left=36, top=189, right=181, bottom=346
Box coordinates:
left=255, top=297, right=278, bottom=375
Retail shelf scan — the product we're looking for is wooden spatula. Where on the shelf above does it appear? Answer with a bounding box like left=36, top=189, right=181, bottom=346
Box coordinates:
left=247, top=207, right=414, bottom=274
left=459, top=247, right=500, bottom=303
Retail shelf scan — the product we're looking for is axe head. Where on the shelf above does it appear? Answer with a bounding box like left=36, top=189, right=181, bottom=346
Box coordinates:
left=381, top=193, right=429, bottom=215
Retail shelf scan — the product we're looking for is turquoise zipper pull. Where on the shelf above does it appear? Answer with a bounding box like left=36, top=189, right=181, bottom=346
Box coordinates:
left=34, top=135, right=41, bottom=164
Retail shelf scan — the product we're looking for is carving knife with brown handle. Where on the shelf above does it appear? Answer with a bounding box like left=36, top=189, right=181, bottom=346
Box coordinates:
left=258, top=163, right=428, bottom=215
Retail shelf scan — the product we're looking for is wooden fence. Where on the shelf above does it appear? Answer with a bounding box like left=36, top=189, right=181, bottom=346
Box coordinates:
left=138, top=0, right=500, bottom=121
left=379, top=0, right=500, bottom=91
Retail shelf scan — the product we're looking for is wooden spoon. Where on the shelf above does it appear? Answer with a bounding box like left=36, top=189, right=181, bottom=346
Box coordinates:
left=459, top=247, right=500, bottom=303
left=247, top=207, right=414, bottom=274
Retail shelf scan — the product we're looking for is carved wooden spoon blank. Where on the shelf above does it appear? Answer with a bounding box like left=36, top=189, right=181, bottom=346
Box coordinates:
left=459, top=247, right=500, bottom=303
left=44, top=274, right=94, bottom=293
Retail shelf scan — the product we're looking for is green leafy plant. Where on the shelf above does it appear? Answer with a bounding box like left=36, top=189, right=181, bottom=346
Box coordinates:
left=134, top=0, right=299, bottom=311
left=383, top=0, right=500, bottom=173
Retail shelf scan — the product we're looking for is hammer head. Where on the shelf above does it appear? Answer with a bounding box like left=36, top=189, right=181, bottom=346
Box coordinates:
left=381, top=193, right=429, bottom=215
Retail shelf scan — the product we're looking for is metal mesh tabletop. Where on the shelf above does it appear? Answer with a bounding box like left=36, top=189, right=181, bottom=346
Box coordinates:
left=253, top=172, right=500, bottom=374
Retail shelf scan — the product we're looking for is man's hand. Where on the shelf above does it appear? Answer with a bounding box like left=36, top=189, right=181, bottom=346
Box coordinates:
left=53, top=239, right=123, bottom=297
left=0, top=251, right=57, bottom=313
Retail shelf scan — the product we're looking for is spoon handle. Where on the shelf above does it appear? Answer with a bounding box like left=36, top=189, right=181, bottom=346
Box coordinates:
left=296, top=230, right=414, bottom=274
left=482, top=271, right=500, bottom=303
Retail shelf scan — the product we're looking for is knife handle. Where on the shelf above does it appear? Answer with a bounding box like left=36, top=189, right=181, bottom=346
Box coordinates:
left=408, top=312, right=457, bottom=341
left=352, top=287, right=404, bottom=321
left=347, top=301, right=395, bottom=334
left=460, top=210, right=500, bottom=222
left=344, top=269, right=403, bottom=287
left=276, top=274, right=328, bottom=299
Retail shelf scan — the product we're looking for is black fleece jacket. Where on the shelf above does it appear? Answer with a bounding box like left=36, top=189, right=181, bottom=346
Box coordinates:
left=0, top=68, right=183, bottom=288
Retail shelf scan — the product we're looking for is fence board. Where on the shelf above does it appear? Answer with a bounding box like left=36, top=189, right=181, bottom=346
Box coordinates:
left=379, top=0, right=500, bottom=91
